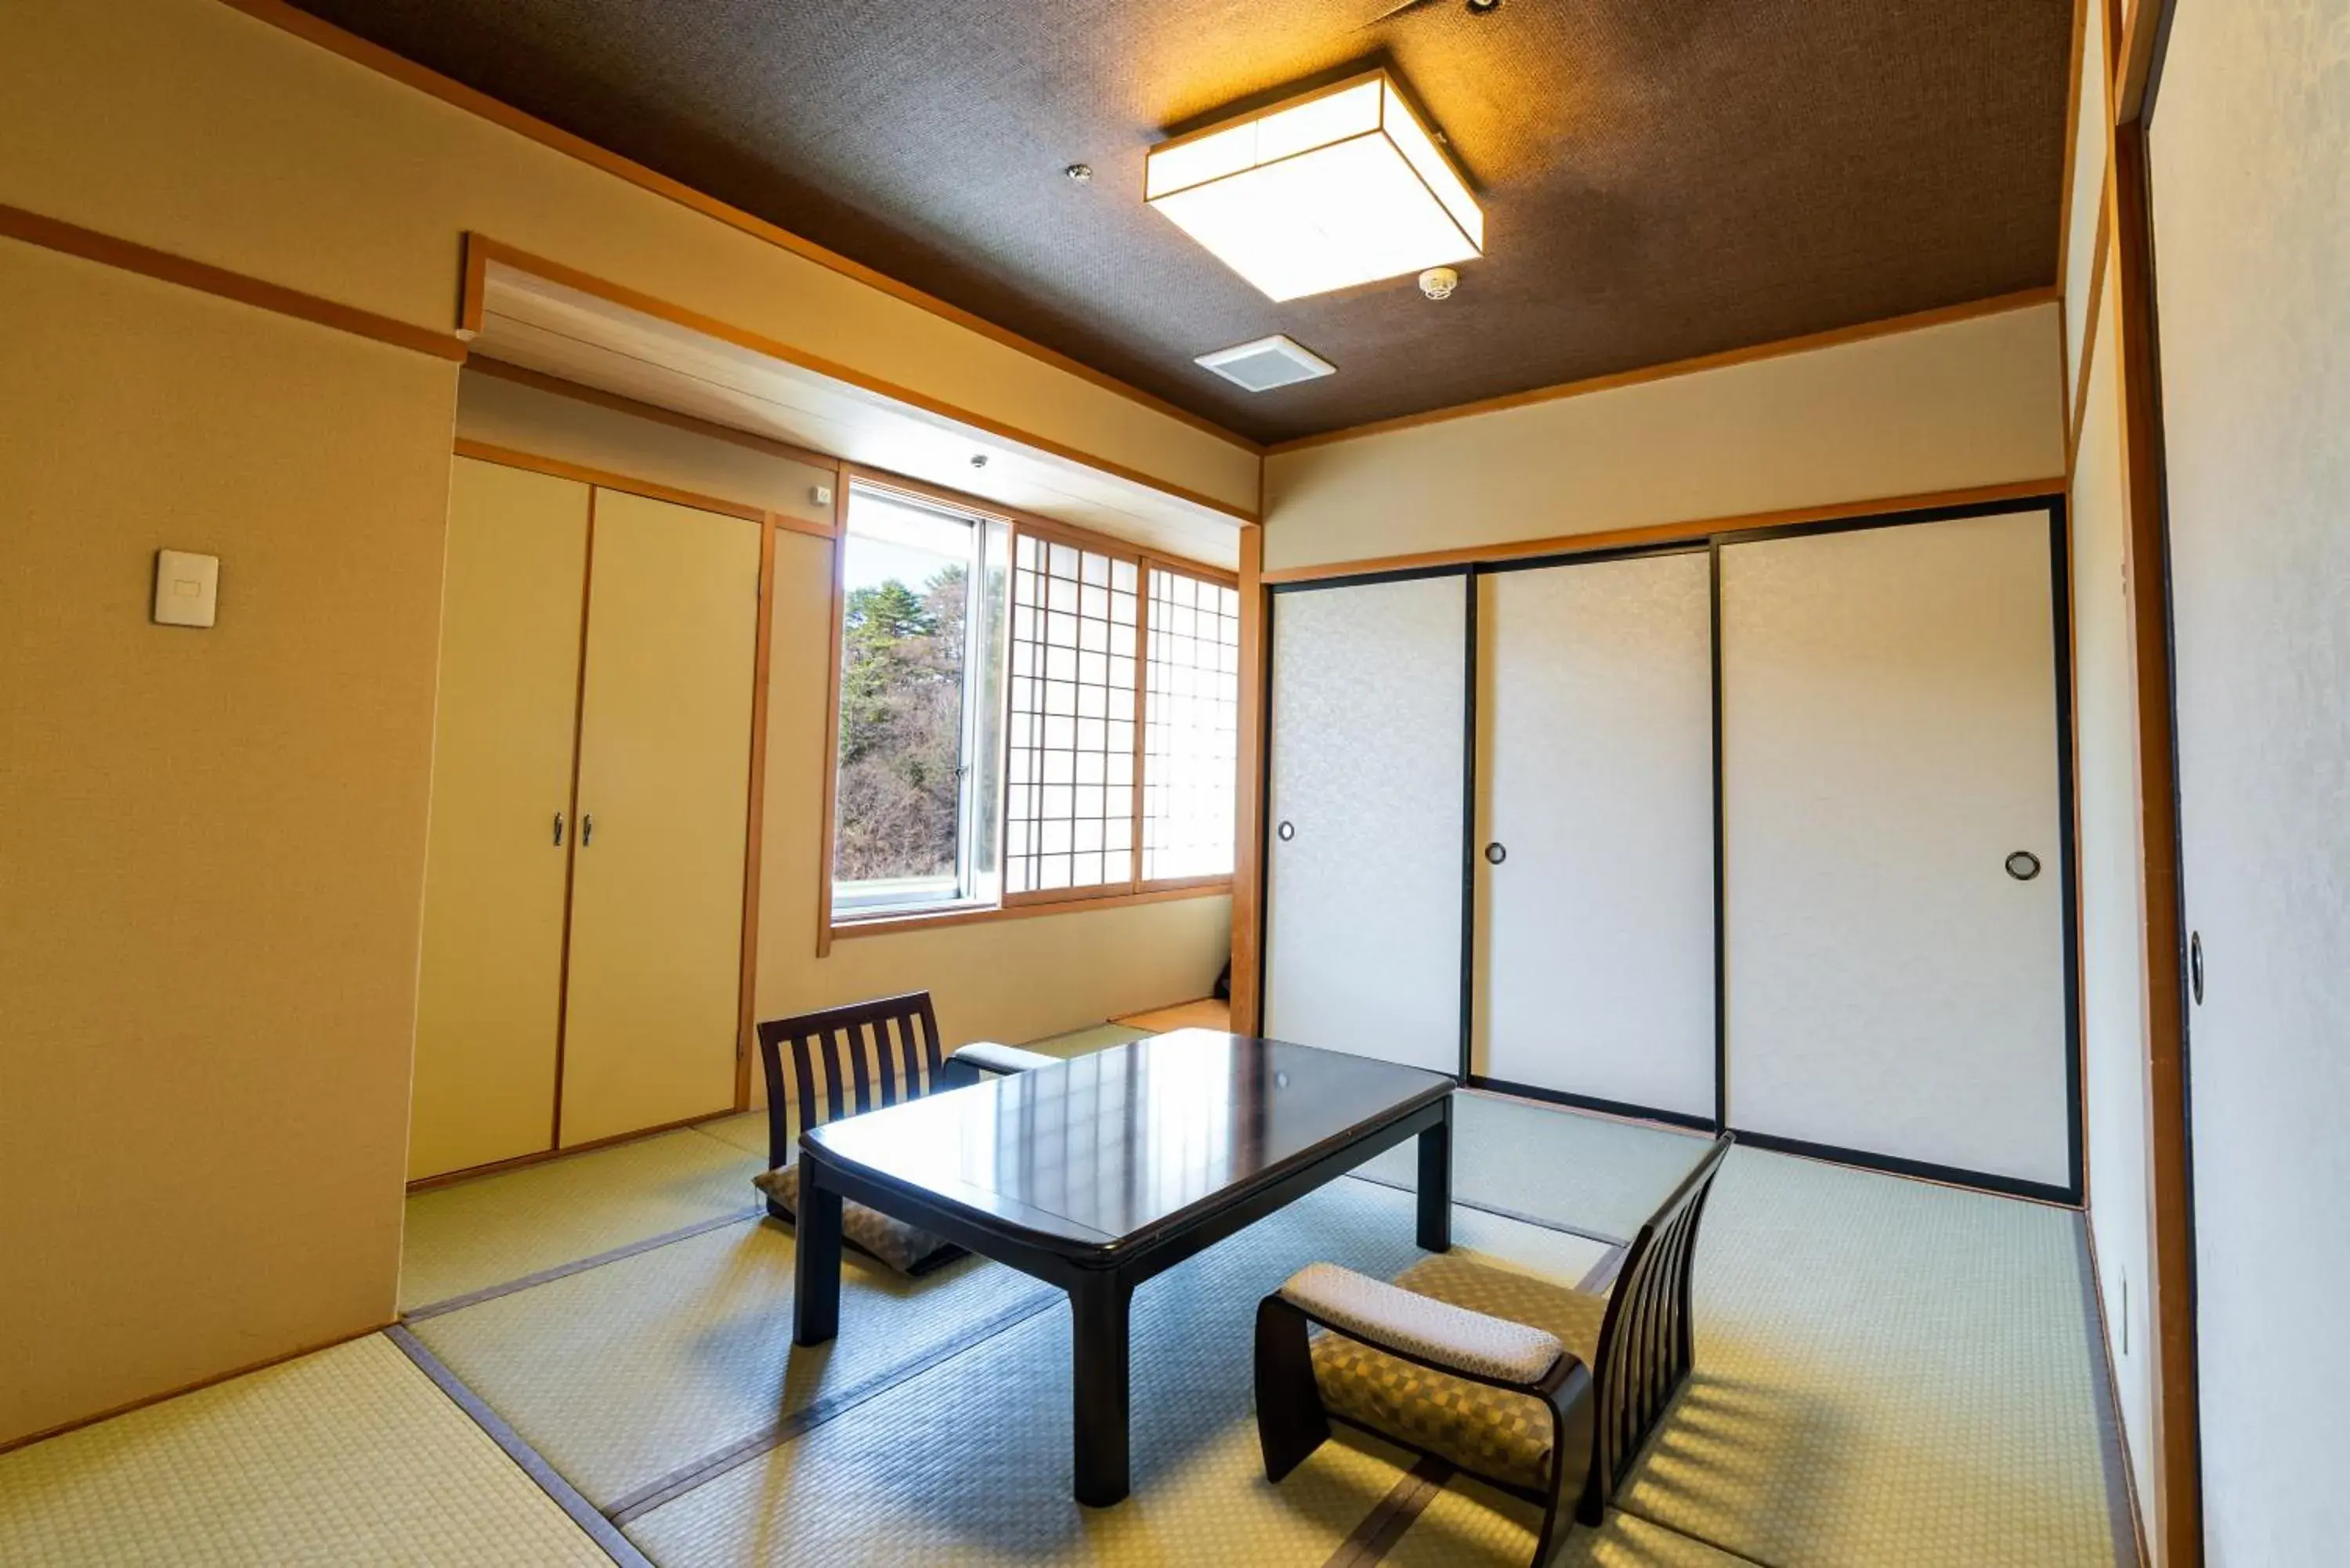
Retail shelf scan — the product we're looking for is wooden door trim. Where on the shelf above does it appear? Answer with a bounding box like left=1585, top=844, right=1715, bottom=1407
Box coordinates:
left=735, top=521, right=778, bottom=1109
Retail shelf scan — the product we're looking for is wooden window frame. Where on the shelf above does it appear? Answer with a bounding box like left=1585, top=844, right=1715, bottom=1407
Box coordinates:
left=822, top=465, right=1237, bottom=942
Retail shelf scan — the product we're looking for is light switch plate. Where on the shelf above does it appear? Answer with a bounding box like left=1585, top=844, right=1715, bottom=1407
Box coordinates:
left=153, top=549, right=219, bottom=627
left=811, top=483, right=834, bottom=508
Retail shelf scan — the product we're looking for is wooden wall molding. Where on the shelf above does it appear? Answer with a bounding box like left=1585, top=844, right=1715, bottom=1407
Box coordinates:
left=212, top=0, right=1261, bottom=457
left=0, top=201, right=466, bottom=362
left=1256, top=479, right=2068, bottom=587
left=829, top=882, right=1228, bottom=941
left=734, top=521, right=778, bottom=1110
left=1229, top=524, right=1267, bottom=1035
left=2068, top=192, right=2114, bottom=464
left=461, top=237, right=1257, bottom=526
left=2112, top=114, right=2200, bottom=1568
left=451, top=438, right=774, bottom=527
left=1263, top=288, right=2062, bottom=457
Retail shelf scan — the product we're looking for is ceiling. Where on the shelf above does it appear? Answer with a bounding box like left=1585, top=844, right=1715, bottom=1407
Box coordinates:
left=289, top=0, right=2074, bottom=446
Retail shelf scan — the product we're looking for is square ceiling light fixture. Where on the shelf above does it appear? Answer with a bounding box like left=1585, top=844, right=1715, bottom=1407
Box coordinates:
left=1145, top=70, right=1482, bottom=302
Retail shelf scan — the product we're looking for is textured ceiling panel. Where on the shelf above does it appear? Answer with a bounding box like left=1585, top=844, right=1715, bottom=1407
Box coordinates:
left=287, top=0, right=2072, bottom=444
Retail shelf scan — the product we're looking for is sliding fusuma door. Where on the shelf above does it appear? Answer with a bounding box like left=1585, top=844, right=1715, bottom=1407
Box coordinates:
left=1263, top=572, right=1467, bottom=1075
left=1719, top=508, right=2074, bottom=1194
left=1470, top=550, right=1717, bottom=1122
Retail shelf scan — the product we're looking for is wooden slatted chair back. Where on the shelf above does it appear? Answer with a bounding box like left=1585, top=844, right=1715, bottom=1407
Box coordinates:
left=1582, top=1132, right=1734, bottom=1518
left=754, top=991, right=948, bottom=1169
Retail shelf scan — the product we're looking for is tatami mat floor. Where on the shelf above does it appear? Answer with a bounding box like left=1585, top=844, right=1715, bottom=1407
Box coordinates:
left=0, top=1017, right=2136, bottom=1568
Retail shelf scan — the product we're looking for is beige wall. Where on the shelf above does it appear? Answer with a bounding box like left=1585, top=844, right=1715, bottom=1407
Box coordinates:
left=0, top=240, right=457, bottom=1445
left=2149, top=0, right=2350, bottom=1559
left=0, top=0, right=1257, bottom=516
left=457, top=375, right=1233, bottom=1086
left=1260, top=302, right=2067, bottom=571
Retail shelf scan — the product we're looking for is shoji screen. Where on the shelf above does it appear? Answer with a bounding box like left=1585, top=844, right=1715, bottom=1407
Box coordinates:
left=1720, top=509, right=2072, bottom=1191
left=561, top=491, right=761, bottom=1146
left=1472, top=551, right=1716, bottom=1120
left=1264, top=573, right=1466, bottom=1075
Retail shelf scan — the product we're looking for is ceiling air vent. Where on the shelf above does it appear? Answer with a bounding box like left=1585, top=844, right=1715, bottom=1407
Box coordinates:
left=1194, top=334, right=1336, bottom=392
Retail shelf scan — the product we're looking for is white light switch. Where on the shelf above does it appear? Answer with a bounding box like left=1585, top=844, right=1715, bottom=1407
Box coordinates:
left=811, top=484, right=834, bottom=508
left=153, top=550, right=219, bottom=627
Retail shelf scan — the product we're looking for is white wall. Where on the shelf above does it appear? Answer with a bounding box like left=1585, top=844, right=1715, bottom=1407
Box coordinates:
left=1261, top=302, right=2067, bottom=572
left=2149, top=1, right=2350, bottom=1562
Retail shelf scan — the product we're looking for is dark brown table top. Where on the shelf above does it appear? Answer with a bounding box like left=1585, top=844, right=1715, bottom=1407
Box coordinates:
left=800, top=1029, right=1453, bottom=1254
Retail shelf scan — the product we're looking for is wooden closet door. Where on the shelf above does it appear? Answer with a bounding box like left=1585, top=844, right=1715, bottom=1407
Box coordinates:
left=559, top=490, right=761, bottom=1146
left=1472, top=551, right=1717, bottom=1120
left=1264, top=572, right=1467, bottom=1076
left=1720, top=508, right=2072, bottom=1192
left=408, top=458, right=589, bottom=1180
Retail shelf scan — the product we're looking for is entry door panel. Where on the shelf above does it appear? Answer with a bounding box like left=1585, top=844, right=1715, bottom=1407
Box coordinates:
left=1264, top=574, right=1466, bottom=1075
left=1473, top=552, right=1716, bottom=1118
left=561, top=491, right=761, bottom=1146
left=408, top=458, right=588, bottom=1180
left=1721, top=510, right=2070, bottom=1189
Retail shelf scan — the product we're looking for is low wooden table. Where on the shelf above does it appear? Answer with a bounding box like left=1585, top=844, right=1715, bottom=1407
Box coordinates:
left=791, top=1028, right=1454, bottom=1506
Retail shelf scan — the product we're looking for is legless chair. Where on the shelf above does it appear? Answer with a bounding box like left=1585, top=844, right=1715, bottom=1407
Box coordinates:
left=754, top=990, right=1055, bottom=1274
left=1256, top=1134, right=1734, bottom=1564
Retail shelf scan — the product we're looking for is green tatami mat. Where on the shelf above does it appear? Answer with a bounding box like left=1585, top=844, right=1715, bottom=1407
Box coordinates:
left=695, top=1111, right=770, bottom=1162
left=626, top=1179, right=1457, bottom=1566
left=400, top=1127, right=764, bottom=1312
left=1394, top=1478, right=1761, bottom=1568
left=1612, top=1147, right=2128, bottom=1568
left=1358, top=1089, right=1713, bottom=1242
left=1021, top=1021, right=1154, bottom=1059
left=0, top=1335, right=607, bottom=1567
left=410, top=1216, right=1053, bottom=1513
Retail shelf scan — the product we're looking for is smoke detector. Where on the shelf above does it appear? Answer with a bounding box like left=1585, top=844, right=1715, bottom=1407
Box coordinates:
left=1194, top=334, right=1336, bottom=392
left=1419, top=266, right=1459, bottom=300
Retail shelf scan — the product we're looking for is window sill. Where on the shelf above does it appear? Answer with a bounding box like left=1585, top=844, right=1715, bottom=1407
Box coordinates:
left=827, top=880, right=1232, bottom=942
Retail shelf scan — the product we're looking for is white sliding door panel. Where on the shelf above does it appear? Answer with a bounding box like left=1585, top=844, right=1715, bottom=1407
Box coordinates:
left=1473, top=552, right=1716, bottom=1116
left=1265, top=575, right=1466, bottom=1075
left=1722, top=511, right=2070, bottom=1188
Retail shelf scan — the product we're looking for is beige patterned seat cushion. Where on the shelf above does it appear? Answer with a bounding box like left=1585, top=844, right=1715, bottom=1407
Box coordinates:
left=754, top=1163, right=960, bottom=1276
left=1307, top=1255, right=1608, bottom=1491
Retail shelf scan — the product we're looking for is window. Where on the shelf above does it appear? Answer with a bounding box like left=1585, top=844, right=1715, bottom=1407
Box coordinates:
left=1004, top=536, right=1138, bottom=896
left=830, top=483, right=1006, bottom=916
left=828, top=482, right=1238, bottom=927
left=1143, top=566, right=1241, bottom=880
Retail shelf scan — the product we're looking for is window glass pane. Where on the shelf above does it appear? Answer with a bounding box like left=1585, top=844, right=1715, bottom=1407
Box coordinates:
left=832, top=486, right=1004, bottom=914
left=1004, top=531, right=1138, bottom=894
left=1144, top=565, right=1241, bottom=880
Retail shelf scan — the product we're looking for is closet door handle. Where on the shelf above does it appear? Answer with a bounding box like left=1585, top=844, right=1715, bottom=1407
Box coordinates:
left=1275, top=820, right=1295, bottom=842
left=581, top=813, right=595, bottom=847
left=1484, top=842, right=1507, bottom=865
left=552, top=811, right=566, bottom=847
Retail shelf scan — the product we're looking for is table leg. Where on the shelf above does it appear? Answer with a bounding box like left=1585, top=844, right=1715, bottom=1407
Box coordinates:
left=1417, top=1099, right=1452, bottom=1252
left=793, top=1162, right=843, bottom=1346
left=1070, top=1271, right=1134, bottom=1507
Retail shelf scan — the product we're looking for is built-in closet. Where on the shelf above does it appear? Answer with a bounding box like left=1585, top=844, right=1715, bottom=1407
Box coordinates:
left=407, top=455, right=761, bottom=1180
left=1260, top=501, right=2079, bottom=1199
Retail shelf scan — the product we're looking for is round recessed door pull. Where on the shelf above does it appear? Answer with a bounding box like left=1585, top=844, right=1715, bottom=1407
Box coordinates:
left=2189, top=931, right=2205, bottom=1004
left=1484, top=842, right=1507, bottom=865
left=2005, top=850, right=2041, bottom=881
left=1276, top=821, right=1295, bottom=842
